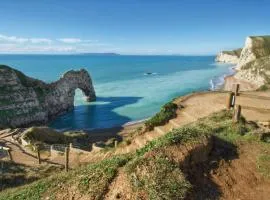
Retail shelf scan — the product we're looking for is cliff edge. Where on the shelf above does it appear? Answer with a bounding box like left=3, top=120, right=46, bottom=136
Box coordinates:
left=218, top=36, right=270, bottom=91
left=0, top=65, right=96, bottom=128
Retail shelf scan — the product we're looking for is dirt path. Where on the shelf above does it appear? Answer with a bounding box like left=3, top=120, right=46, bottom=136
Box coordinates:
left=188, top=141, right=270, bottom=200
left=213, top=143, right=270, bottom=200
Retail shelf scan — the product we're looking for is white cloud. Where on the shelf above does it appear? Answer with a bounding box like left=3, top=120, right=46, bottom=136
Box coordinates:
left=58, top=38, right=82, bottom=43
left=0, top=34, right=52, bottom=44
left=30, top=38, right=52, bottom=44
left=0, top=43, right=75, bottom=53
left=0, top=33, right=112, bottom=54
left=58, top=38, right=101, bottom=44
left=0, top=34, right=29, bottom=43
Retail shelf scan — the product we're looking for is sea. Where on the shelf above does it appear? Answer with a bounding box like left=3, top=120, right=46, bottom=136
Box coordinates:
left=0, top=55, right=234, bottom=130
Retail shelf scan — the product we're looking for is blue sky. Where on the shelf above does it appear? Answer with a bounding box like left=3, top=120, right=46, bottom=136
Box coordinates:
left=0, top=0, right=269, bottom=55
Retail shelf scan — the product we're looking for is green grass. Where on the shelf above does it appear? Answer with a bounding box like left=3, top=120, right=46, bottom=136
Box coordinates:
left=0, top=110, right=264, bottom=199
left=257, top=84, right=269, bottom=91
left=126, top=110, right=257, bottom=199
left=22, top=127, right=88, bottom=145
left=125, top=155, right=191, bottom=200
left=257, top=153, right=270, bottom=178
left=0, top=155, right=131, bottom=200
left=144, top=102, right=178, bottom=131
left=77, top=155, right=131, bottom=198
left=138, top=110, right=254, bottom=157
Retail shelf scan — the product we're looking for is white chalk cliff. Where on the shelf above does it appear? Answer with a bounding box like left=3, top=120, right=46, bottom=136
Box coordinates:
left=218, top=36, right=270, bottom=90
left=215, top=48, right=242, bottom=64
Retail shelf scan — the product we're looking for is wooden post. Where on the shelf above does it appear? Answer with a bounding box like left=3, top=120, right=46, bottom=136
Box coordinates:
left=233, top=105, right=241, bottom=123
left=65, top=147, right=69, bottom=172
left=226, top=92, right=233, bottom=110
left=36, top=146, right=41, bottom=164
left=7, top=149, right=12, bottom=161
left=234, top=84, right=240, bottom=96
left=114, top=140, right=118, bottom=148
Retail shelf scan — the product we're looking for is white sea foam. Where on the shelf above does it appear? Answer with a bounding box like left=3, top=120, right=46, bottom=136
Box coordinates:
left=209, top=66, right=236, bottom=90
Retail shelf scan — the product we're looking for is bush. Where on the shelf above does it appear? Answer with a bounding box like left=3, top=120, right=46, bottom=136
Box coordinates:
left=144, top=102, right=178, bottom=131
left=22, top=127, right=88, bottom=145
left=257, top=85, right=269, bottom=91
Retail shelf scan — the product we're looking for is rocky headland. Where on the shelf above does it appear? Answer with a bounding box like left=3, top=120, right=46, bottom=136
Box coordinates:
left=0, top=65, right=96, bottom=128
left=215, top=48, right=242, bottom=64
left=216, top=35, right=270, bottom=91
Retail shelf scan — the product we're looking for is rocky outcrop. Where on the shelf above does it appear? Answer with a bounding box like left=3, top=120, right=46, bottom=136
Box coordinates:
left=220, top=36, right=270, bottom=91
left=0, top=65, right=96, bottom=128
left=215, top=48, right=242, bottom=64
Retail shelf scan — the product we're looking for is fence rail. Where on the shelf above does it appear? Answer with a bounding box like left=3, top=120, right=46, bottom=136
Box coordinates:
left=238, top=93, right=270, bottom=101
left=239, top=105, right=270, bottom=113
left=228, top=83, right=270, bottom=124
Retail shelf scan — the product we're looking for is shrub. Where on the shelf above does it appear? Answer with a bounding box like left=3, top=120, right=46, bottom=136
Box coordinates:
left=144, top=102, right=178, bottom=131
left=22, top=127, right=88, bottom=145
left=257, top=84, right=269, bottom=91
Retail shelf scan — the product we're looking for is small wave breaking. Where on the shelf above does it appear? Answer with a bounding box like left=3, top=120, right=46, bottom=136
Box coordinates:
left=210, top=67, right=236, bottom=90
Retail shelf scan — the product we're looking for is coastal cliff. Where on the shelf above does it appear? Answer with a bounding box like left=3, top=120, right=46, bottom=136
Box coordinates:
left=0, top=65, right=96, bottom=128
left=215, top=48, right=242, bottom=64
left=219, top=36, right=270, bottom=91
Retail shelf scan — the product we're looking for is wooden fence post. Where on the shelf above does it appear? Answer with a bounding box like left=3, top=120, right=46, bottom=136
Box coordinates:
left=234, top=84, right=240, bottom=96
left=233, top=105, right=241, bottom=123
left=226, top=92, right=234, bottom=110
left=65, top=147, right=69, bottom=172
left=7, top=149, right=12, bottom=161
left=114, top=140, right=118, bottom=148
left=36, top=146, right=41, bottom=164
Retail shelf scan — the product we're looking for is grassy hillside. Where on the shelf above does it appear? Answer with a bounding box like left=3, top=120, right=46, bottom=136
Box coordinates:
left=0, top=110, right=269, bottom=199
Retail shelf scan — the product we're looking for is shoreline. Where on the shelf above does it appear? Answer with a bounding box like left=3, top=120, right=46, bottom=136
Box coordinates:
left=69, top=65, right=236, bottom=141
left=222, top=67, right=259, bottom=91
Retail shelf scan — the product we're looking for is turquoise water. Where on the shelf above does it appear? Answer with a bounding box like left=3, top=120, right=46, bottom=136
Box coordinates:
left=0, top=55, right=233, bottom=130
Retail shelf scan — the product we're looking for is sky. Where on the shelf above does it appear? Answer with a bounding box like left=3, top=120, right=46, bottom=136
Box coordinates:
left=0, top=0, right=269, bottom=55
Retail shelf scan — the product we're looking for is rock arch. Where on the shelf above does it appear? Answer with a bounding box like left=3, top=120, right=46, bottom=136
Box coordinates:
left=46, top=69, right=96, bottom=117
left=0, top=65, right=96, bottom=128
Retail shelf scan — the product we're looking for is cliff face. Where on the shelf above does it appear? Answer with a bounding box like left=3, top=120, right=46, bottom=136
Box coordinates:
left=215, top=48, right=242, bottom=64
left=220, top=36, right=270, bottom=91
left=237, top=36, right=270, bottom=69
left=0, top=65, right=96, bottom=128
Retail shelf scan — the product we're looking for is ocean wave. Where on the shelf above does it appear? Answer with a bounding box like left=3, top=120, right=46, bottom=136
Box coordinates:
left=210, top=67, right=236, bottom=90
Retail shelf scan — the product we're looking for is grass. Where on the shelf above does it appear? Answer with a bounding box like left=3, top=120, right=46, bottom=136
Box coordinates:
left=77, top=155, right=131, bottom=199
left=257, top=84, right=269, bottom=91
left=0, top=161, right=62, bottom=192
left=257, top=153, right=270, bottom=178
left=0, top=110, right=266, bottom=199
left=137, top=110, right=254, bottom=157
left=22, top=127, right=88, bottom=146
left=125, top=155, right=191, bottom=200
left=144, top=102, right=178, bottom=131
left=0, top=155, right=131, bottom=200
left=125, top=110, right=257, bottom=199
left=222, top=48, right=242, bottom=57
